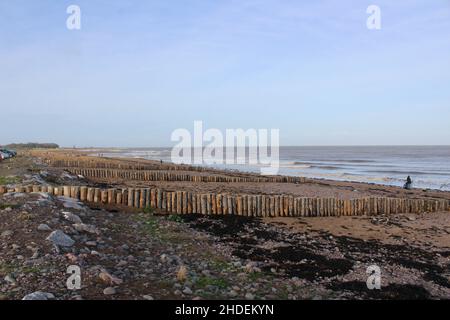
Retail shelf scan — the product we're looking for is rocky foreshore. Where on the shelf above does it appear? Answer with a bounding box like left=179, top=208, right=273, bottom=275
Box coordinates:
left=0, top=152, right=449, bottom=300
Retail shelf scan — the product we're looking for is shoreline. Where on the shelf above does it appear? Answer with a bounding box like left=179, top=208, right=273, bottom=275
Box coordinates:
left=73, top=146, right=450, bottom=192
left=43, top=148, right=450, bottom=202
left=78, top=148, right=450, bottom=193
left=1, top=149, right=450, bottom=300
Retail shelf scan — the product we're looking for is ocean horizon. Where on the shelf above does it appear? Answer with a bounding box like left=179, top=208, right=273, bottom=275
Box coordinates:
left=87, top=145, right=450, bottom=191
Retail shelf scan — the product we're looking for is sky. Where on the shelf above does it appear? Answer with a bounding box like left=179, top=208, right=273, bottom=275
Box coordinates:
left=0, top=0, right=449, bottom=147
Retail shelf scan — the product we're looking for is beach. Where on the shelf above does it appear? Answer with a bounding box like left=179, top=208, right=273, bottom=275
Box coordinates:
left=0, top=149, right=449, bottom=300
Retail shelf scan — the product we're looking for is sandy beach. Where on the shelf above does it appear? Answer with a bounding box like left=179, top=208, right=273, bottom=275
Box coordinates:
left=0, top=149, right=449, bottom=300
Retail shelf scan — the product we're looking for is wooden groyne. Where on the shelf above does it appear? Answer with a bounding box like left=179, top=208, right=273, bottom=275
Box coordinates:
left=64, top=168, right=306, bottom=183
left=33, top=152, right=307, bottom=183
left=2, top=185, right=449, bottom=217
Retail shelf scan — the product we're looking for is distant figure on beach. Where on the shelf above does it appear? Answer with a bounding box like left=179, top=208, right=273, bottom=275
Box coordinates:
left=404, top=176, right=413, bottom=190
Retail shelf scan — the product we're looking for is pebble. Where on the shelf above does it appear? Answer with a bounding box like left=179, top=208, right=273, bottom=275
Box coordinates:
left=46, top=230, right=75, bottom=247
left=228, top=290, right=238, bottom=297
left=103, top=287, right=117, bottom=295
left=37, top=224, right=51, bottom=231
left=183, top=287, right=193, bottom=295
left=22, top=292, right=55, bottom=300
left=245, top=293, right=255, bottom=300
left=63, top=211, right=82, bottom=224
left=4, top=274, right=16, bottom=284
left=99, top=271, right=123, bottom=285
left=85, top=241, right=97, bottom=247
left=1, top=230, right=13, bottom=238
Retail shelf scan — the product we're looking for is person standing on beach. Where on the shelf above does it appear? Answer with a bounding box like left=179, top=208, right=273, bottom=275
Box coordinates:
left=404, top=176, right=413, bottom=189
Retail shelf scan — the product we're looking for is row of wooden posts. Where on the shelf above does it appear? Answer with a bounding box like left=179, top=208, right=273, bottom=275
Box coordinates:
left=40, top=158, right=306, bottom=183
left=64, top=168, right=306, bottom=183
left=42, top=158, right=233, bottom=173
left=43, top=158, right=182, bottom=171
left=2, top=185, right=449, bottom=217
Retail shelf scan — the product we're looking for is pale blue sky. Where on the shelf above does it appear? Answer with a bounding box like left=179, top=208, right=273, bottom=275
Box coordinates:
left=1, top=0, right=449, bottom=147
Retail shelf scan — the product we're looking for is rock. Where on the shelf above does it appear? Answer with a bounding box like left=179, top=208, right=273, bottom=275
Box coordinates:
left=183, top=287, right=193, bottom=295
left=245, top=293, right=255, bottom=300
left=63, top=211, right=82, bottom=224
left=244, top=261, right=260, bottom=273
left=73, top=223, right=99, bottom=234
left=4, top=274, right=16, bottom=284
left=22, top=292, right=55, bottom=300
left=99, top=271, right=123, bottom=285
left=177, top=265, right=188, bottom=282
left=46, top=230, right=75, bottom=247
left=1, top=230, right=13, bottom=238
left=142, top=295, right=154, bottom=300
left=116, top=260, right=128, bottom=267
left=37, top=224, right=51, bottom=232
left=57, top=196, right=85, bottom=210
left=228, top=290, right=238, bottom=297
left=65, top=253, right=78, bottom=263
left=85, top=241, right=97, bottom=247
left=103, top=287, right=116, bottom=295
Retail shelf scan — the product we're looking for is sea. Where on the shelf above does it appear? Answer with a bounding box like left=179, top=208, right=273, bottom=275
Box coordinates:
left=90, top=146, right=450, bottom=191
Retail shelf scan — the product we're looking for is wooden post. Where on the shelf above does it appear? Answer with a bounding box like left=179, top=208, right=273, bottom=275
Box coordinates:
left=175, top=191, right=181, bottom=214
left=116, top=190, right=123, bottom=205
left=166, top=192, right=172, bottom=213
left=134, top=189, right=141, bottom=208
left=236, top=196, right=242, bottom=216
left=80, top=187, right=87, bottom=202
left=94, top=188, right=101, bottom=203
left=222, top=195, right=228, bottom=215
left=86, top=188, right=94, bottom=202
left=211, top=194, right=217, bottom=215
left=187, top=192, right=192, bottom=214
left=140, top=189, right=146, bottom=208
left=101, top=190, right=108, bottom=204
left=201, top=194, right=207, bottom=215
left=192, top=193, right=197, bottom=214
left=61, top=186, right=69, bottom=197
left=242, top=195, right=248, bottom=216
left=108, top=189, right=116, bottom=204
left=157, top=189, right=162, bottom=209
left=150, top=189, right=156, bottom=208
left=128, top=188, right=135, bottom=207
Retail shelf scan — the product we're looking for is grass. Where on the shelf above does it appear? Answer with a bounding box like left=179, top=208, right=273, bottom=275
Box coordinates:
left=142, top=206, right=155, bottom=215
left=0, top=176, right=20, bottom=185
left=0, top=262, right=19, bottom=276
left=134, top=213, right=160, bottom=236
left=247, top=271, right=266, bottom=282
left=167, top=214, right=183, bottom=223
left=22, top=266, right=42, bottom=274
left=196, top=276, right=230, bottom=290
left=0, top=203, right=20, bottom=210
